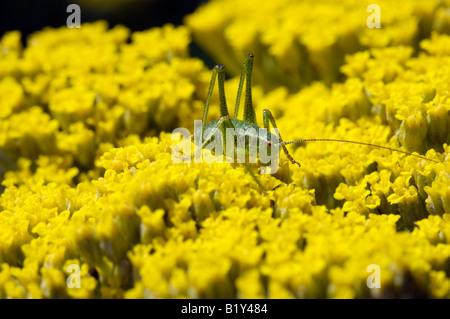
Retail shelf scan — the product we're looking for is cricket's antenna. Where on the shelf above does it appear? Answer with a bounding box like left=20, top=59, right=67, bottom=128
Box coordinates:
left=281, top=138, right=440, bottom=163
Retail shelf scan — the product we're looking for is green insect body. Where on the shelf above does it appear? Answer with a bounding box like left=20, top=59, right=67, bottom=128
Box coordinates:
left=193, top=118, right=279, bottom=158
left=190, top=53, right=439, bottom=196
left=189, top=54, right=300, bottom=195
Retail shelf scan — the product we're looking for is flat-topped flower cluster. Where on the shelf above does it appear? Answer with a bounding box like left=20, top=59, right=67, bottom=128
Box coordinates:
left=1, top=5, right=450, bottom=298
left=186, top=0, right=448, bottom=91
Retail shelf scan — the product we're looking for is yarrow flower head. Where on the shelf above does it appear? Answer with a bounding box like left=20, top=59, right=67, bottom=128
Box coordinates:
left=1, top=5, right=450, bottom=299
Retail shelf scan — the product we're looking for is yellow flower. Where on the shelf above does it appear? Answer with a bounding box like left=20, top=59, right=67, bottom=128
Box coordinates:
left=0, top=76, right=23, bottom=119
left=186, top=0, right=442, bottom=91
left=2, top=6, right=450, bottom=299
left=236, top=269, right=265, bottom=299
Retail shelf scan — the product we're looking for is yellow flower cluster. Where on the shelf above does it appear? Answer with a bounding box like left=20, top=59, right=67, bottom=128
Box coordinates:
left=0, top=22, right=212, bottom=175
left=340, top=36, right=450, bottom=154
left=1, top=15, right=450, bottom=298
left=1, top=131, right=449, bottom=298
left=186, top=0, right=447, bottom=90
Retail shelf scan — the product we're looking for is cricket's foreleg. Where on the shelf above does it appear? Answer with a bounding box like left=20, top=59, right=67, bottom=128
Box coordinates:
left=263, top=109, right=301, bottom=167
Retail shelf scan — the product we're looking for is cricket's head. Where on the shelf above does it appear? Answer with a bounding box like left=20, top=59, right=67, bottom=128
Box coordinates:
left=256, top=129, right=281, bottom=159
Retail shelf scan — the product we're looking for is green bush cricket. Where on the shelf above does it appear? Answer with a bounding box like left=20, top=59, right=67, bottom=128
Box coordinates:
left=184, top=54, right=439, bottom=195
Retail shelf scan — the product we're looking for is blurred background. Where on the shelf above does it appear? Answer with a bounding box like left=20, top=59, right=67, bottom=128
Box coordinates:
left=0, top=0, right=215, bottom=65
left=0, top=0, right=206, bottom=36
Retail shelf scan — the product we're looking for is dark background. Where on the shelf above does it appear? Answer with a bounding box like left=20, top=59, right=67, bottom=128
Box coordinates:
left=0, top=0, right=215, bottom=66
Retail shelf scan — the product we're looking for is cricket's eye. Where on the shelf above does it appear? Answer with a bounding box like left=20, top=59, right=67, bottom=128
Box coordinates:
left=267, top=141, right=272, bottom=147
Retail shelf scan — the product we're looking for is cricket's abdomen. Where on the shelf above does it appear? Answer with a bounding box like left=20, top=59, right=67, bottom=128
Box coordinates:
left=193, top=119, right=269, bottom=143
left=193, top=119, right=279, bottom=158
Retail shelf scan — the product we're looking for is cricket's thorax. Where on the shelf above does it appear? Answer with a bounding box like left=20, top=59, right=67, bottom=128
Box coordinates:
left=193, top=119, right=280, bottom=157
